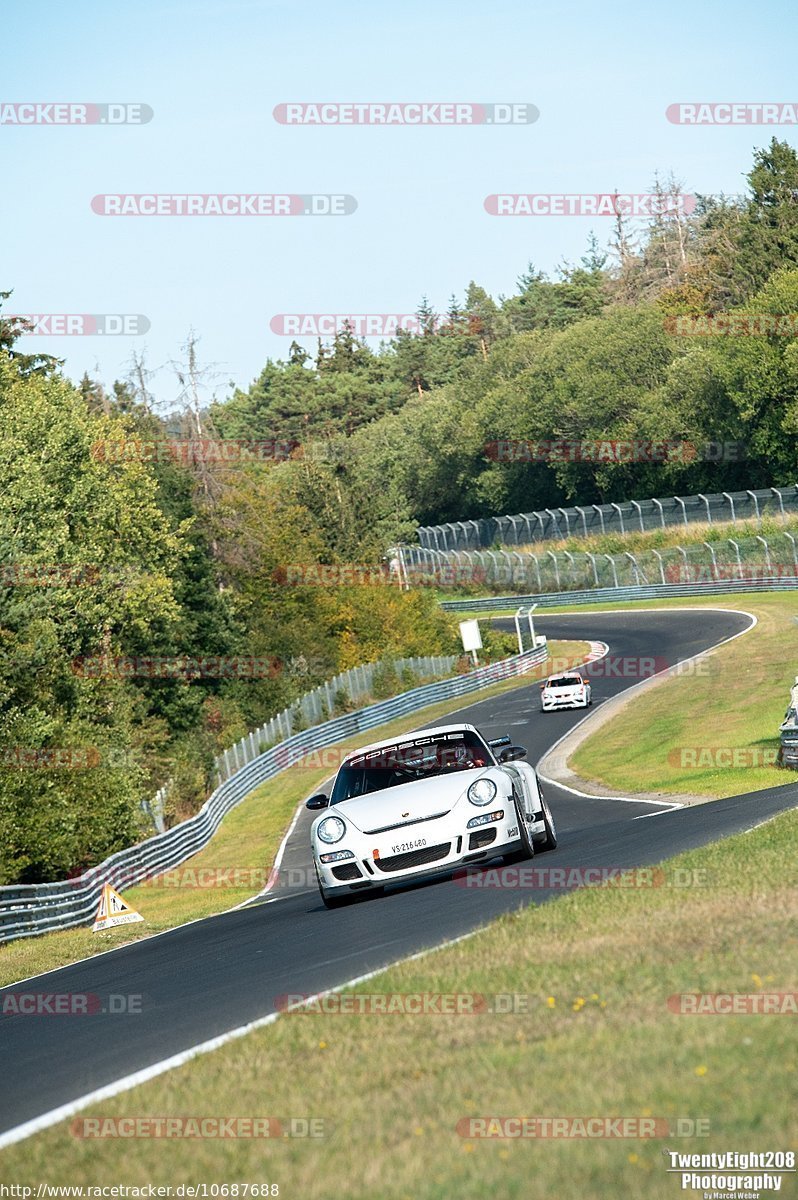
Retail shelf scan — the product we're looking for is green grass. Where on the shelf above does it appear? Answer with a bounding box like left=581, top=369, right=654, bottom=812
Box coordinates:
left=0, top=642, right=588, bottom=989
left=569, top=593, right=798, bottom=798
left=508, top=512, right=798, bottom=557
left=5, top=798, right=797, bottom=1198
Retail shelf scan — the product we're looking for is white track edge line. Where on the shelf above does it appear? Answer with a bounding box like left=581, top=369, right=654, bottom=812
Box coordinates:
left=537, top=608, right=758, bottom=814
left=0, top=927, right=482, bottom=1151
left=0, top=609, right=756, bottom=989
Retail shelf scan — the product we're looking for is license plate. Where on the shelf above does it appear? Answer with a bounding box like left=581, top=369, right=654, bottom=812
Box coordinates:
left=391, top=838, right=427, bottom=855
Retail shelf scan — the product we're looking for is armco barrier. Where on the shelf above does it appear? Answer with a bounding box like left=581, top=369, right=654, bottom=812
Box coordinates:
left=216, top=653, right=458, bottom=785
left=439, top=576, right=798, bottom=612
left=0, top=645, right=547, bottom=943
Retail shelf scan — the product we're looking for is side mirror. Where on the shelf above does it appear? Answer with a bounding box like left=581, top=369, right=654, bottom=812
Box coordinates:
left=306, top=794, right=329, bottom=810
left=499, top=744, right=527, bottom=763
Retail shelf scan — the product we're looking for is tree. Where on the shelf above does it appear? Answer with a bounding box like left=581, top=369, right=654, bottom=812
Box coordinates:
left=0, top=291, right=60, bottom=377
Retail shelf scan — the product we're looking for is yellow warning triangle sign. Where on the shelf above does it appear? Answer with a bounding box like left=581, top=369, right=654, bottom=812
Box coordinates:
left=92, top=883, right=144, bottom=932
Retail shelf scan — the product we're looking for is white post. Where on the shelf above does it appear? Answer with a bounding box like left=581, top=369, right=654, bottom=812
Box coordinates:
left=514, top=607, right=524, bottom=655
left=526, top=604, right=537, bottom=648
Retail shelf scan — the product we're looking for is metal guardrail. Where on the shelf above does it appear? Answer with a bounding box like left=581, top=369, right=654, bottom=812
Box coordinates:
left=440, top=577, right=798, bottom=612
left=215, top=654, right=458, bottom=785
left=0, top=645, right=548, bottom=943
left=418, top=485, right=798, bottom=551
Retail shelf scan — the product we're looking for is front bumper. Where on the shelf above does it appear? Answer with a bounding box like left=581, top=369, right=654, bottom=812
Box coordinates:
left=314, top=808, right=526, bottom=895
left=541, top=692, right=588, bottom=710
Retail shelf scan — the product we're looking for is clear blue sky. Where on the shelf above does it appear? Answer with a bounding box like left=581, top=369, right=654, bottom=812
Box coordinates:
left=3, top=0, right=797, bottom=406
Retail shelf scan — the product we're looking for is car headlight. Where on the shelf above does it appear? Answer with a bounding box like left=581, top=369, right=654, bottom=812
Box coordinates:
left=319, top=849, right=355, bottom=864
left=467, top=809, right=504, bottom=829
left=467, top=778, right=497, bottom=807
left=317, top=815, right=347, bottom=844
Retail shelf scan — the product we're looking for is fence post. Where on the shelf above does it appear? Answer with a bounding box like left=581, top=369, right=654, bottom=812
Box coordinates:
left=610, top=502, right=625, bottom=535
left=563, top=550, right=575, bottom=587
left=652, top=497, right=665, bottom=529
left=546, top=550, right=561, bottom=590
left=784, top=531, right=798, bottom=569
left=592, top=504, right=606, bottom=535
left=651, top=548, right=666, bottom=585
left=702, top=541, right=718, bottom=578
left=623, top=551, right=640, bottom=585
left=527, top=553, right=542, bottom=590
left=757, top=535, right=772, bottom=572
left=698, top=493, right=712, bottom=525
left=722, top=492, right=736, bottom=523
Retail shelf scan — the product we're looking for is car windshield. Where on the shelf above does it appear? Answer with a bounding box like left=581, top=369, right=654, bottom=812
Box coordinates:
left=330, top=731, right=492, bottom=805
left=547, top=676, right=582, bottom=687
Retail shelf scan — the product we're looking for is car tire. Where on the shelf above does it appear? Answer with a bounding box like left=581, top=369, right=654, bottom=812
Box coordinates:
left=534, top=793, right=558, bottom=852
left=318, top=882, right=354, bottom=909
left=504, top=789, right=536, bottom=864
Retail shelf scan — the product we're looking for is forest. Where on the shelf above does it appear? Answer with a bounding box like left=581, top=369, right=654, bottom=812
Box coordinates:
left=2, top=139, right=797, bottom=883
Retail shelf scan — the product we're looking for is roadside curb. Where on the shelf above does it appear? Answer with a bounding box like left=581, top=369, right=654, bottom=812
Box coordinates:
left=536, top=607, right=758, bottom=808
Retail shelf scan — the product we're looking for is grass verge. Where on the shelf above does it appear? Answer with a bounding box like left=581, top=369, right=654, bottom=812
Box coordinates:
left=4, top=798, right=797, bottom=1198
left=569, top=593, right=798, bottom=798
left=0, top=642, right=589, bottom=989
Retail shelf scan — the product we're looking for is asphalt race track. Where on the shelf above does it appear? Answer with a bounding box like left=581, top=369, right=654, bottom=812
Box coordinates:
left=4, top=606, right=798, bottom=1140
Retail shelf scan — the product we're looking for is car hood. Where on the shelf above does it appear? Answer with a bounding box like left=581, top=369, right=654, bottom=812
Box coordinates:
left=323, top=767, right=497, bottom=835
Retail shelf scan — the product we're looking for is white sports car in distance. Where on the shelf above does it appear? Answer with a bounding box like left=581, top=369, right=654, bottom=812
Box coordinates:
left=307, top=723, right=557, bottom=908
left=540, top=671, right=592, bottom=712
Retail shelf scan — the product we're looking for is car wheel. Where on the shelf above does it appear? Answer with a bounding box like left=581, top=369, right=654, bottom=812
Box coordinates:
left=534, top=794, right=558, bottom=852
left=504, top=789, right=536, bottom=864
left=318, top=881, right=354, bottom=909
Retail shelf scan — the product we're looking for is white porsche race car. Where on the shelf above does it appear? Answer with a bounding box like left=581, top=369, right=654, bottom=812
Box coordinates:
left=307, top=723, right=557, bottom=908
left=540, top=671, right=592, bottom=712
